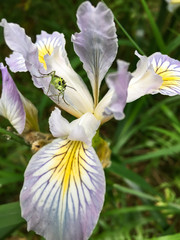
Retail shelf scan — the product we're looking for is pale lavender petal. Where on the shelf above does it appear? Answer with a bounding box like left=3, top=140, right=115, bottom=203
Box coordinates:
left=5, top=52, right=27, bottom=72
left=0, top=63, right=25, bottom=133
left=149, top=52, right=180, bottom=96
left=20, top=138, right=105, bottom=240
left=0, top=19, right=43, bottom=88
left=72, top=1, right=118, bottom=102
left=104, top=60, right=131, bottom=120
left=49, top=107, right=70, bottom=138
left=0, top=19, right=36, bottom=58
left=127, top=52, right=163, bottom=102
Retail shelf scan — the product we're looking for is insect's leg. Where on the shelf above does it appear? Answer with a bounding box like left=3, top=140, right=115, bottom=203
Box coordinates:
left=38, top=70, right=55, bottom=76
left=66, top=85, right=76, bottom=91
left=62, top=93, right=69, bottom=105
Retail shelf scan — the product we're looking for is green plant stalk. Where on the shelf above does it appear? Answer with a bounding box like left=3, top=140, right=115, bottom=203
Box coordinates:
left=140, top=0, right=166, bottom=53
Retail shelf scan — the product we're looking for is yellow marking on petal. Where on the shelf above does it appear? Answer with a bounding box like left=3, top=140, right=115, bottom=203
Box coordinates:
left=170, top=0, right=180, bottom=3
left=37, top=43, right=54, bottom=70
left=50, top=140, right=88, bottom=198
left=154, top=65, right=180, bottom=90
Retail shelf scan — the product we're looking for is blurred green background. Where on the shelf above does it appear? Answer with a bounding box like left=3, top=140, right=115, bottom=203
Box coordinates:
left=0, top=0, right=180, bottom=239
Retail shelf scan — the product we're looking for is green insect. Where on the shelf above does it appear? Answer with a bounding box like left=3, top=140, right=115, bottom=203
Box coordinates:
left=35, top=70, right=75, bottom=105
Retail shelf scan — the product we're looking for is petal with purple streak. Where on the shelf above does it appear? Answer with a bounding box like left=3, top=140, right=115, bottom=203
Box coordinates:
left=72, top=1, right=118, bottom=103
left=6, top=52, right=27, bottom=72
left=104, top=60, right=131, bottom=120
left=149, top=52, right=180, bottom=96
left=0, top=63, right=25, bottom=134
left=20, top=138, right=105, bottom=240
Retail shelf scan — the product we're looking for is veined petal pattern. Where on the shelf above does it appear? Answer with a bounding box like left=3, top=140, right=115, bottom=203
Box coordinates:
left=20, top=138, right=105, bottom=240
left=149, top=52, right=180, bottom=96
left=72, top=1, right=118, bottom=105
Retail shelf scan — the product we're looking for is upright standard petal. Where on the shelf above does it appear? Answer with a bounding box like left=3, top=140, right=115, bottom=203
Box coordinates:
left=0, top=63, right=25, bottom=134
left=20, top=138, right=105, bottom=240
left=149, top=52, right=180, bottom=96
left=127, top=52, right=163, bottom=102
left=103, top=60, right=131, bottom=120
left=72, top=1, right=118, bottom=105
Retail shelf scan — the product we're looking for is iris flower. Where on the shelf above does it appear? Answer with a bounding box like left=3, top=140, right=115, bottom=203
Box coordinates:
left=0, top=2, right=130, bottom=240
left=1, top=1, right=180, bottom=240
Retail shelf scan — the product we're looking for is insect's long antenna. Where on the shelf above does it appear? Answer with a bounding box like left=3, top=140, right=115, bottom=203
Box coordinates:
left=66, top=85, right=76, bottom=91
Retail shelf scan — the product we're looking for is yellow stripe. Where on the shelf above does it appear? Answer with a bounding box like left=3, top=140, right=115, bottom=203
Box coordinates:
left=38, top=46, right=54, bottom=70
left=50, top=140, right=83, bottom=197
left=154, top=66, right=180, bottom=90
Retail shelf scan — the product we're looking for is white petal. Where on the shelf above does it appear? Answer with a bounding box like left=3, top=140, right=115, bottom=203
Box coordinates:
left=49, top=107, right=70, bottom=138
left=69, top=112, right=100, bottom=145
left=127, top=52, right=162, bottom=102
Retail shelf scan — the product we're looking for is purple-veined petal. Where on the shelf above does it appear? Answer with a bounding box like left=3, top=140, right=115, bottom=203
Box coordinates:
left=72, top=1, right=118, bottom=104
left=35, top=30, right=94, bottom=117
left=104, top=60, right=131, bottom=120
left=49, top=108, right=100, bottom=146
left=0, top=19, right=36, bottom=58
left=20, top=138, right=105, bottom=240
left=0, top=19, right=94, bottom=117
left=149, top=52, right=180, bottom=96
left=5, top=52, right=27, bottom=72
left=0, top=63, right=25, bottom=134
left=0, top=19, right=43, bottom=88
left=127, top=52, right=163, bottom=102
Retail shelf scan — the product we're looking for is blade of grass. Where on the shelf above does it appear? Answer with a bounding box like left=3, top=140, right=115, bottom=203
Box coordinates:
left=125, top=143, right=180, bottom=164
left=147, top=233, right=180, bottom=240
left=140, top=0, right=166, bottom=52
left=114, top=184, right=157, bottom=201
left=108, top=162, right=162, bottom=196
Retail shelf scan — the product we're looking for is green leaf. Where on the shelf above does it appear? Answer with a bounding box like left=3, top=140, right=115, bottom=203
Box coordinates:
left=113, top=184, right=157, bottom=201
left=0, top=202, right=25, bottom=238
left=147, top=233, right=180, bottom=240
left=125, top=143, right=180, bottom=164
